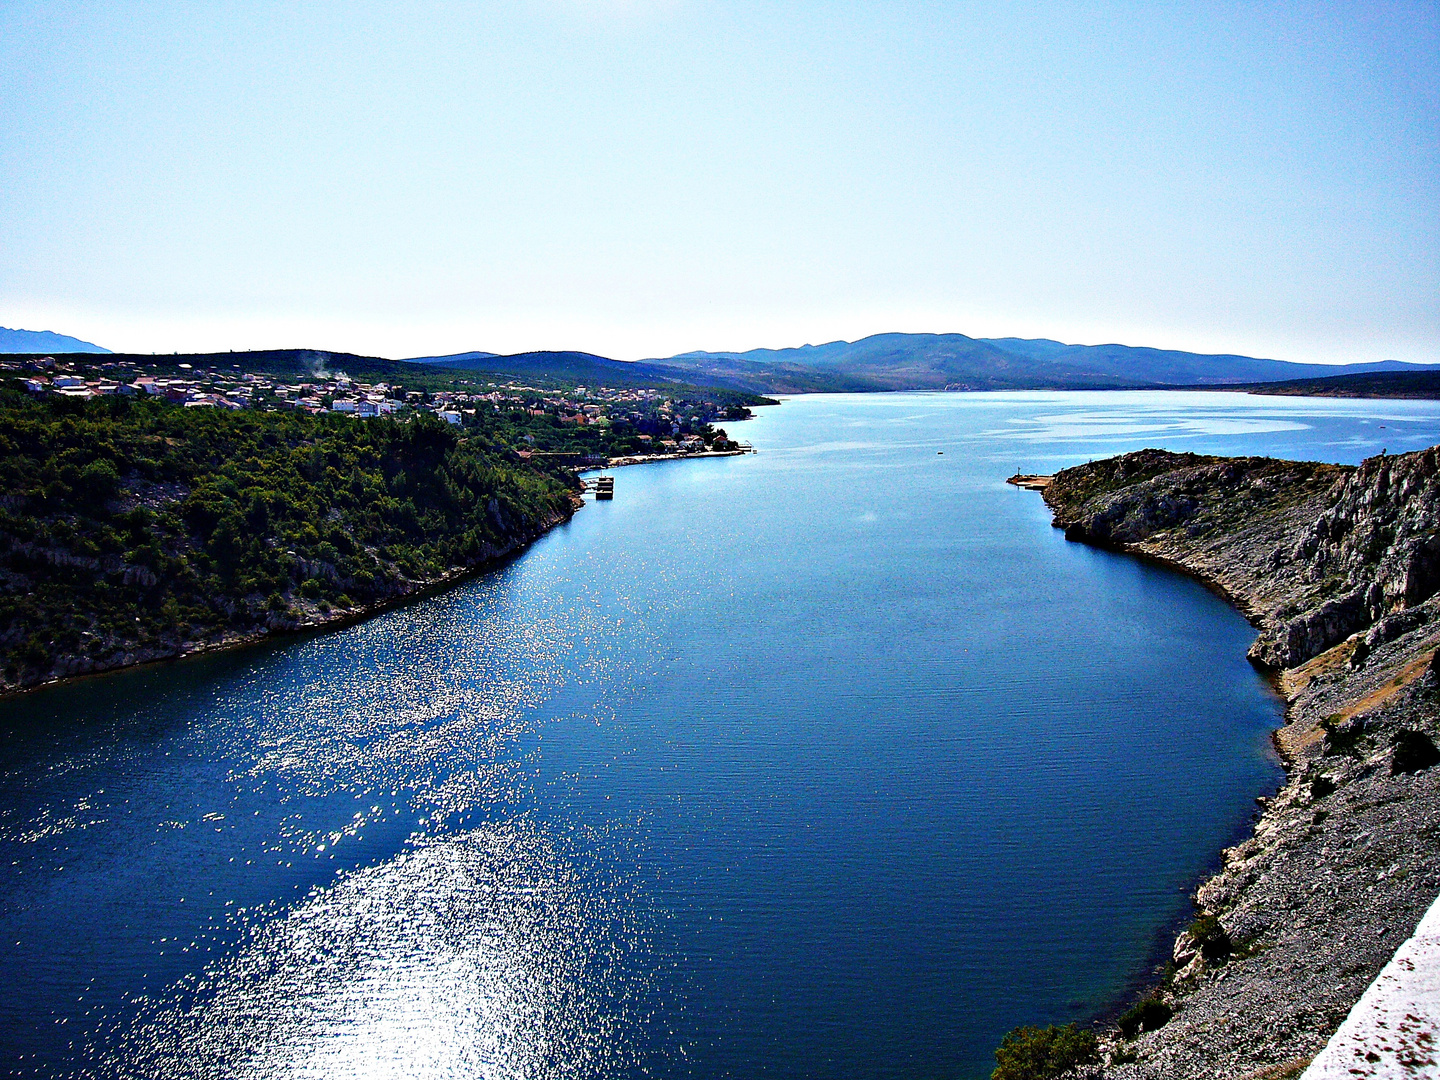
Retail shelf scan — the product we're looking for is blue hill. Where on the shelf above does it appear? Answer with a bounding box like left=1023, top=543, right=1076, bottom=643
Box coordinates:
left=0, top=327, right=111, bottom=354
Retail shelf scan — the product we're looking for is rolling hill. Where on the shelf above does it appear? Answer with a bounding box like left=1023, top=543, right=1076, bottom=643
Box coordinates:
left=0, top=327, right=110, bottom=354
left=977, top=337, right=1420, bottom=385
left=401, top=349, right=762, bottom=394
left=17, top=330, right=1436, bottom=397
left=652, top=333, right=1431, bottom=393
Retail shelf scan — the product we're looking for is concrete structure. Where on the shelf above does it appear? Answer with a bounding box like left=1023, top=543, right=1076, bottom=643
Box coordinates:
left=1302, top=894, right=1440, bottom=1078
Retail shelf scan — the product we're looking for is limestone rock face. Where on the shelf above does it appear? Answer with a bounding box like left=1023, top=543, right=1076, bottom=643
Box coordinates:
left=1044, top=447, right=1440, bottom=669
left=1037, top=446, right=1440, bottom=1080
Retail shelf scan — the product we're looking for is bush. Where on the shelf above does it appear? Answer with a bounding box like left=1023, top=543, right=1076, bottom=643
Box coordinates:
left=1322, top=715, right=1366, bottom=756
left=992, top=1023, right=1099, bottom=1080
left=1392, top=730, right=1440, bottom=775
left=18, top=636, right=50, bottom=671
left=1187, top=914, right=1231, bottom=963
left=1117, top=997, right=1173, bottom=1040
left=79, top=458, right=120, bottom=501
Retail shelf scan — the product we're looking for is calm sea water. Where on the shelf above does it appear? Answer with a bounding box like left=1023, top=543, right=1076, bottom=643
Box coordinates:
left=5, top=391, right=1440, bottom=1080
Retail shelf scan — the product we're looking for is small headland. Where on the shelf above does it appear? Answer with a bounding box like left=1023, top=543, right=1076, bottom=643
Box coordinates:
left=602, top=445, right=755, bottom=469
left=1231, top=369, right=1440, bottom=401
left=1006, top=447, right=1440, bottom=1079
left=1006, top=473, right=1054, bottom=491
left=0, top=400, right=578, bottom=699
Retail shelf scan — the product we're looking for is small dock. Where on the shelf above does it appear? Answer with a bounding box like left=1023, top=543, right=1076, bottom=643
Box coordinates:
left=587, top=475, right=614, bottom=500
left=1006, top=473, right=1053, bottom=491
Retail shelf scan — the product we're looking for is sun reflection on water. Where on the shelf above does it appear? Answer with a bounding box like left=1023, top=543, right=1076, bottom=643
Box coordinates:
left=107, top=822, right=656, bottom=1080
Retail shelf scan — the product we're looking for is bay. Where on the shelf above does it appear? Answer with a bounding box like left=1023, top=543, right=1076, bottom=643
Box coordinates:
left=4, top=390, right=1440, bottom=1079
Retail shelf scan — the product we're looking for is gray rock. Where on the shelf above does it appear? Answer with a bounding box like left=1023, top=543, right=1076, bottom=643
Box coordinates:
left=1036, top=447, right=1440, bottom=1079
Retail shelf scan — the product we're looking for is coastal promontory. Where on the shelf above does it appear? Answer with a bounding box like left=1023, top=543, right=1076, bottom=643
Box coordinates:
left=1021, top=447, right=1440, bottom=1078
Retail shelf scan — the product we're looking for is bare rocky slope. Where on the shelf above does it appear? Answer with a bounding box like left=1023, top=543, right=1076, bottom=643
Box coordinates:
left=1034, top=447, right=1440, bottom=1079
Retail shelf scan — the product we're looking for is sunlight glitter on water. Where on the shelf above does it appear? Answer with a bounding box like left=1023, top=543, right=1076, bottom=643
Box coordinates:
left=107, top=823, right=656, bottom=1080
left=8, top=393, right=1440, bottom=1079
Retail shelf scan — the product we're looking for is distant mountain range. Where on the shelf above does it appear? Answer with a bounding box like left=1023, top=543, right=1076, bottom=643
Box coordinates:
left=0, top=327, right=110, bottom=354
left=406, top=333, right=1430, bottom=395
left=402, top=350, right=724, bottom=390
left=649, top=333, right=1428, bottom=393
left=10, top=327, right=1435, bottom=396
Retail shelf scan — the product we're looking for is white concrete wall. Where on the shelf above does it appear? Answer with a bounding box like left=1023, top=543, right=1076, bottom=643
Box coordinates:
left=1302, top=893, right=1440, bottom=1078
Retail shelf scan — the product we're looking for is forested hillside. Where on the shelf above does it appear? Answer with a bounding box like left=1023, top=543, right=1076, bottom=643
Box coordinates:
left=0, top=386, right=577, bottom=693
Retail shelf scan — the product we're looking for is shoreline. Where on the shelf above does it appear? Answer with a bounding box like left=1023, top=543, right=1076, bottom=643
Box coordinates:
left=0, top=505, right=578, bottom=703
left=1022, top=450, right=1440, bottom=1078
left=592, top=447, right=753, bottom=470
left=4, top=447, right=762, bottom=702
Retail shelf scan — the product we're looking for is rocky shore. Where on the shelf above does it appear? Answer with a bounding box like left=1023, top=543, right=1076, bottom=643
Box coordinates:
left=601, top=447, right=753, bottom=469
left=1023, top=447, right=1440, bottom=1078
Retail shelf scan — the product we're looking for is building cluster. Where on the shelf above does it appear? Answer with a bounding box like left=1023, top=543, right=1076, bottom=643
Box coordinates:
left=7, top=357, right=411, bottom=417
left=2, top=357, right=737, bottom=440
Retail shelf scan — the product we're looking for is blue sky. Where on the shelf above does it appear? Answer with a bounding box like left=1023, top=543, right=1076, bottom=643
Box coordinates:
left=1, top=1, right=1435, bottom=362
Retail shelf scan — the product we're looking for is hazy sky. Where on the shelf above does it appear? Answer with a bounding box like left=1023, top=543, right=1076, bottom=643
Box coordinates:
left=2, top=1, right=1436, bottom=362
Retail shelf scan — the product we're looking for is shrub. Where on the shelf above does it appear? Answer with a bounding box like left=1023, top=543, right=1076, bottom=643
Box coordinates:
left=1322, top=715, right=1366, bottom=756
left=1392, top=730, right=1440, bottom=775
left=1117, top=997, right=1173, bottom=1040
left=79, top=459, right=121, bottom=501
left=1187, top=914, right=1231, bottom=963
left=18, top=636, right=50, bottom=671
left=992, top=1023, right=1099, bottom=1080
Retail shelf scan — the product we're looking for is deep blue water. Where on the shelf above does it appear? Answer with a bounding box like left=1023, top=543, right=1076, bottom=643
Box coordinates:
left=4, top=391, right=1440, bottom=1079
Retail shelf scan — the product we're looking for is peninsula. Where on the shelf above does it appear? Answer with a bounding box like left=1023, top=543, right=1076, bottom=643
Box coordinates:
left=1009, top=447, right=1440, bottom=1078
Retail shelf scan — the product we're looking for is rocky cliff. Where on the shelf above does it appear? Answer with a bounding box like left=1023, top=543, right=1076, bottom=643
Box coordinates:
left=1036, top=447, right=1440, bottom=1079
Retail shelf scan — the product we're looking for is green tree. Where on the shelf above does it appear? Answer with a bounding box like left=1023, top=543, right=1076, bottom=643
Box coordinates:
left=992, top=1023, right=1099, bottom=1080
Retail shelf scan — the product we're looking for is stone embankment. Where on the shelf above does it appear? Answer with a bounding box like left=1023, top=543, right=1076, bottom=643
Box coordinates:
left=602, top=447, right=753, bottom=469
left=1034, top=447, right=1440, bottom=1079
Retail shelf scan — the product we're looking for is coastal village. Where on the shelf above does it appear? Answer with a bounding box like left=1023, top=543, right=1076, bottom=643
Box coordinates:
left=0, top=354, right=750, bottom=461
